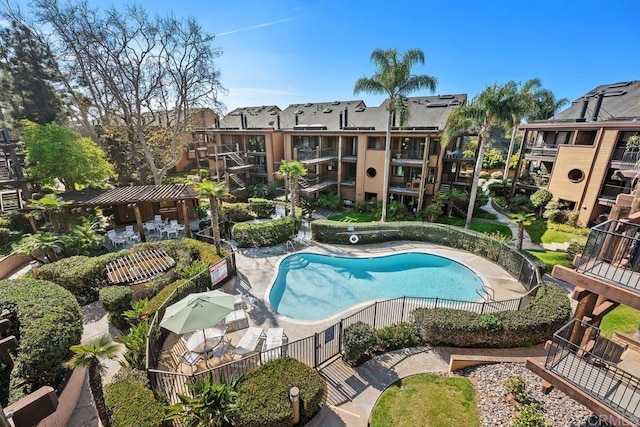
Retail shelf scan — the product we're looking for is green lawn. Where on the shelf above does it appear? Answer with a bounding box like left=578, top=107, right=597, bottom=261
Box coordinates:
left=600, top=305, right=640, bottom=338
left=370, top=374, right=480, bottom=427
left=436, top=216, right=512, bottom=239
left=525, top=218, right=588, bottom=245
left=327, top=212, right=380, bottom=223
left=525, top=249, right=572, bottom=273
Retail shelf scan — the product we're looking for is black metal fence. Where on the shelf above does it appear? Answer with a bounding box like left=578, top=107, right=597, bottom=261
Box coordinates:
left=149, top=292, right=534, bottom=404
left=578, top=219, right=640, bottom=291
left=544, top=319, right=639, bottom=425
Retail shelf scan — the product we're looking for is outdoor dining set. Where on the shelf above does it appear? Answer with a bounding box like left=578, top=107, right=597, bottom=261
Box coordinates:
left=106, top=215, right=186, bottom=247
left=159, top=290, right=288, bottom=373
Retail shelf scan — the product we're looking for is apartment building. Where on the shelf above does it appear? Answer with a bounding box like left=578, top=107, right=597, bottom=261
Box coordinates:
left=195, top=95, right=470, bottom=212
left=514, top=80, right=640, bottom=227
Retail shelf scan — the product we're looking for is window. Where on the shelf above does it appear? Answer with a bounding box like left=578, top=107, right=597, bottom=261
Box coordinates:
left=568, top=168, right=584, bottom=183
left=392, top=166, right=405, bottom=177
left=575, top=131, right=596, bottom=146
left=429, top=138, right=440, bottom=155
left=368, top=137, right=383, bottom=150
left=427, top=167, right=437, bottom=184
left=366, top=167, right=377, bottom=177
left=555, top=131, right=571, bottom=146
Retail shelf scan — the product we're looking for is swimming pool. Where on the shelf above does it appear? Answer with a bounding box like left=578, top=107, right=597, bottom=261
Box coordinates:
left=268, top=252, right=485, bottom=320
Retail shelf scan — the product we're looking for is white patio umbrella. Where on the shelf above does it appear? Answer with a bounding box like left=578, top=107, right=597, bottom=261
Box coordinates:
left=159, top=290, right=234, bottom=335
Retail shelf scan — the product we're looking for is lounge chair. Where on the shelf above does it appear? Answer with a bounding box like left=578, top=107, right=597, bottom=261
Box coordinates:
left=225, top=309, right=249, bottom=332
left=261, top=328, right=287, bottom=362
left=232, top=327, right=264, bottom=357
left=233, top=294, right=247, bottom=310
left=178, top=351, right=203, bottom=373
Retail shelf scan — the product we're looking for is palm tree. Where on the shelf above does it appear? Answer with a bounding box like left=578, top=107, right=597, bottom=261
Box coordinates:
left=67, top=334, right=121, bottom=427
left=444, top=188, right=467, bottom=217
left=509, top=212, right=536, bottom=251
left=278, top=160, right=307, bottom=220
left=528, top=89, right=569, bottom=121
left=502, top=79, right=543, bottom=178
left=194, top=179, right=230, bottom=256
left=13, top=232, right=65, bottom=262
left=444, top=84, right=512, bottom=229
left=354, top=48, right=437, bottom=222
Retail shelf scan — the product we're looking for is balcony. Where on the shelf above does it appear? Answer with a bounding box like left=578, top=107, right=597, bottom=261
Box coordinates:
left=391, top=149, right=424, bottom=161
left=295, top=147, right=338, bottom=165
left=442, top=149, right=475, bottom=162
left=527, top=319, right=639, bottom=426
left=599, top=184, right=632, bottom=207
left=298, top=174, right=337, bottom=194
left=611, top=148, right=640, bottom=178
left=524, top=146, right=558, bottom=158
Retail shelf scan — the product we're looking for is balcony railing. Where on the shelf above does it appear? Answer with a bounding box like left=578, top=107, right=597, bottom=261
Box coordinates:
left=294, top=147, right=337, bottom=161
left=577, top=220, right=640, bottom=291
left=544, top=319, right=639, bottom=424
left=611, top=148, right=640, bottom=171
left=524, top=146, right=558, bottom=157
left=599, top=184, right=631, bottom=200
left=392, top=149, right=424, bottom=160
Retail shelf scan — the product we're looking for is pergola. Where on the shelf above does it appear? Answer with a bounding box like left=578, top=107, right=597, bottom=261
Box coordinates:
left=65, top=184, right=200, bottom=242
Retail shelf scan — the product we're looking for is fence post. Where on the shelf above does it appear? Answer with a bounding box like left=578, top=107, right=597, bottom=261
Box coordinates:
left=373, top=301, right=378, bottom=329
left=434, top=297, right=439, bottom=309
left=314, top=333, right=318, bottom=368
left=480, top=302, right=485, bottom=314
left=401, top=296, right=406, bottom=322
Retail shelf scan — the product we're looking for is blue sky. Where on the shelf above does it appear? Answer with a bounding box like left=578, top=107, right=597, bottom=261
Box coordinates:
left=30, top=0, right=640, bottom=112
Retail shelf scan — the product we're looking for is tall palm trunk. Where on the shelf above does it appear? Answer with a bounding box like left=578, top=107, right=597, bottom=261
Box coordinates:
left=380, top=110, right=393, bottom=222
left=209, top=195, right=222, bottom=256
left=503, top=124, right=517, bottom=179
left=465, top=131, right=488, bottom=229
left=517, top=224, right=524, bottom=251
left=290, top=176, right=297, bottom=220
left=88, top=362, right=110, bottom=427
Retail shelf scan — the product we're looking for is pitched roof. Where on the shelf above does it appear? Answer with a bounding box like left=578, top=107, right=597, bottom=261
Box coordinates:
left=64, top=184, right=199, bottom=206
left=278, top=100, right=367, bottom=131
left=550, top=81, right=640, bottom=123
left=219, top=105, right=281, bottom=129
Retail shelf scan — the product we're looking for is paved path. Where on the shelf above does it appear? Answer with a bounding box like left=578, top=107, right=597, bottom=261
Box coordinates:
left=482, top=199, right=542, bottom=251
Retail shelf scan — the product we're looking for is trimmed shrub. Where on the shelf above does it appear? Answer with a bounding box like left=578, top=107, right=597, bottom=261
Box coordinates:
left=220, top=203, right=254, bottom=222
left=248, top=198, right=277, bottom=218
left=375, top=323, right=421, bottom=352
left=105, top=374, right=165, bottom=427
left=566, top=240, right=585, bottom=263
left=233, top=217, right=294, bottom=247
left=479, top=171, right=490, bottom=179
left=342, top=321, right=376, bottom=365
left=142, top=278, right=202, bottom=319
left=0, top=228, right=10, bottom=246
left=490, top=170, right=504, bottom=179
left=234, top=358, right=326, bottom=427
left=0, top=278, right=82, bottom=403
left=547, top=222, right=590, bottom=236
left=99, top=286, right=133, bottom=313
left=413, top=283, right=571, bottom=348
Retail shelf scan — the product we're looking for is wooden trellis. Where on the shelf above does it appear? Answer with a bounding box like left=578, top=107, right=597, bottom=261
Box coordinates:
left=106, top=249, right=176, bottom=285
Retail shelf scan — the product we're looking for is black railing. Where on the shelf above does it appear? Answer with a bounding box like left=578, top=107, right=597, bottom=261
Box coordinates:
left=545, top=319, right=639, bottom=424
left=611, top=147, right=640, bottom=170
left=578, top=220, right=640, bottom=291
left=599, top=184, right=631, bottom=200
left=295, top=147, right=337, bottom=161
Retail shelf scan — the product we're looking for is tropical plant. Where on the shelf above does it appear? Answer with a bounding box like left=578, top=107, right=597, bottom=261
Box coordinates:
left=123, top=299, right=149, bottom=325
left=530, top=189, right=553, bottom=216
left=509, top=212, right=536, bottom=251
left=166, top=374, right=239, bottom=427
left=317, top=191, right=341, bottom=209
left=66, top=218, right=104, bottom=255
left=67, top=334, right=121, bottom=427
left=444, top=84, right=512, bottom=229
left=277, top=160, right=307, bottom=220
left=528, top=89, right=569, bottom=121
left=194, top=179, right=229, bottom=256
left=443, top=188, right=467, bottom=217
left=353, top=48, right=437, bottom=221
left=13, top=231, right=65, bottom=262
left=482, top=148, right=505, bottom=169
left=26, top=193, right=72, bottom=233
left=118, top=321, right=152, bottom=370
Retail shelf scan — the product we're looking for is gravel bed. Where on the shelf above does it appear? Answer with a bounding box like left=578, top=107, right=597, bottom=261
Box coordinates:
left=460, top=363, right=610, bottom=427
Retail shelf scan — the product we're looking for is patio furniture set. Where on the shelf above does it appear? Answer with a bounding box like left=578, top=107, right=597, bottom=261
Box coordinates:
left=107, top=226, right=141, bottom=247
left=143, top=215, right=185, bottom=239
left=160, top=290, right=285, bottom=373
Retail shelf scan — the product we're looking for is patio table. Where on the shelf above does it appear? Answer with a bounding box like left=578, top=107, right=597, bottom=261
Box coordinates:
left=183, top=326, right=226, bottom=354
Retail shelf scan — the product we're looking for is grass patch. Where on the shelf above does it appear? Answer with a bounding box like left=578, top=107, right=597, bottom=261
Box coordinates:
left=525, top=218, right=588, bottom=245
left=370, top=374, right=479, bottom=427
left=600, top=305, right=640, bottom=338
left=525, top=249, right=572, bottom=273
left=436, top=216, right=512, bottom=239
left=474, top=208, right=498, bottom=220
left=327, top=212, right=380, bottom=223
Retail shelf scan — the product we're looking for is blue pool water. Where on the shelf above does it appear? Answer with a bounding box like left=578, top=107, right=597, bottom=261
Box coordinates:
left=268, top=252, right=484, bottom=320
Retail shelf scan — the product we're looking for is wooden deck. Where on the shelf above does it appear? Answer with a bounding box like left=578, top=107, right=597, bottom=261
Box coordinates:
left=548, top=352, right=640, bottom=424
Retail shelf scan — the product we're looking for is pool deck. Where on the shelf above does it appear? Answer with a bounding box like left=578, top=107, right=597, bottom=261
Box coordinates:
left=219, top=240, right=528, bottom=343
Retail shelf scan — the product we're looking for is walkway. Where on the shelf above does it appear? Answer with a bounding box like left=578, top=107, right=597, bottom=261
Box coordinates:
left=482, top=199, right=541, bottom=250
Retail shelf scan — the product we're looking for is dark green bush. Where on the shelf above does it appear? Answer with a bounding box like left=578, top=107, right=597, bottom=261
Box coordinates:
left=0, top=228, right=10, bottom=246
left=0, top=278, right=82, bottom=403
left=342, top=321, right=376, bottom=365
left=220, top=203, right=254, bottom=222
left=105, top=374, right=165, bottom=427
left=233, top=217, right=294, bottom=247
left=234, top=358, right=326, bottom=427
left=248, top=198, right=277, bottom=218
left=375, top=323, right=421, bottom=352
left=99, top=286, right=133, bottom=313
left=4, top=211, right=32, bottom=234
left=413, top=283, right=571, bottom=348
left=144, top=273, right=174, bottom=299
left=566, top=240, right=585, bottom=263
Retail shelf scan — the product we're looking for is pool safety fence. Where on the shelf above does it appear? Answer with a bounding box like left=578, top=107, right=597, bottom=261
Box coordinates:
left=148, top=292, right=535, bottom=404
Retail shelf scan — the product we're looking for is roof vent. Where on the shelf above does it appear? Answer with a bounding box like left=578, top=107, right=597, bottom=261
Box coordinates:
left=323, top=108, right=332, bottom=113
left=426, top=102, right=448, bottom=108
left=603, top=90, right=627, bottom=97
left=355, top=107, right=366, bottom=112
left=295, top=110, right=304, bottom=115
left=304, top=103, right=313, bottom=107
left=449, top=100, right=461, bottom=106
left=438, top=94, right=455, bottom=99
left=331, top=101, right=340, bottom=105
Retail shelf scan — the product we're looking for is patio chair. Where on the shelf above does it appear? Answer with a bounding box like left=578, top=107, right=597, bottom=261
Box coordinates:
left=107, top=230, right=126, bottom=247
left=154, top=214, right=162, bottom=224
left=231, top=327, right=264, bottom=357
left=125, top=225, right=141, bottom=243
left=166, top=226, right=179, bottom=239
left=262, top=328, right=288, bottom=362
left=143, top=221, right=157, bottom=234
left=225, top=309, right=249, bottom=332
left=178, top=351, right=203, bottom=374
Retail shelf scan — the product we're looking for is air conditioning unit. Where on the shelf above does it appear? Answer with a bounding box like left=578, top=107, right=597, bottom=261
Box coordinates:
left=343, top=199, right=353, bottom=206
left=327, top=165, right=333, bottom=171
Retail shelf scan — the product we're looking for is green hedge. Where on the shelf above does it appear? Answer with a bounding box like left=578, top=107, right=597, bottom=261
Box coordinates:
left=248, top=198, right=278, bottom=218
left=0, top=278, right=82, bottom=403
left=99, top=286, right=133, bottom=313
left=413, top=283, right=571, bottom=348
left=220, top=202, right=254, bottom=222
left=311, top=220, right=545, bottom=285
left=233, top=217, right=295, bottom=248
left=105, top=370, right=165, bottom=427
left=234, top=357, right=326, bottom=427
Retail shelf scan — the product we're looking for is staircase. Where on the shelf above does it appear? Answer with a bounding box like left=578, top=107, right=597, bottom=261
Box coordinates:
left=226, top=152, right=246, bottom=167
left=297, top=177, right=310, bottom=189
left=227, top=173, right=246, bottom=190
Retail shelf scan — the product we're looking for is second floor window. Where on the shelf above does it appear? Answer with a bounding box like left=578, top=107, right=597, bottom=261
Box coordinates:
left=368, top=137, right=383, bottom=150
